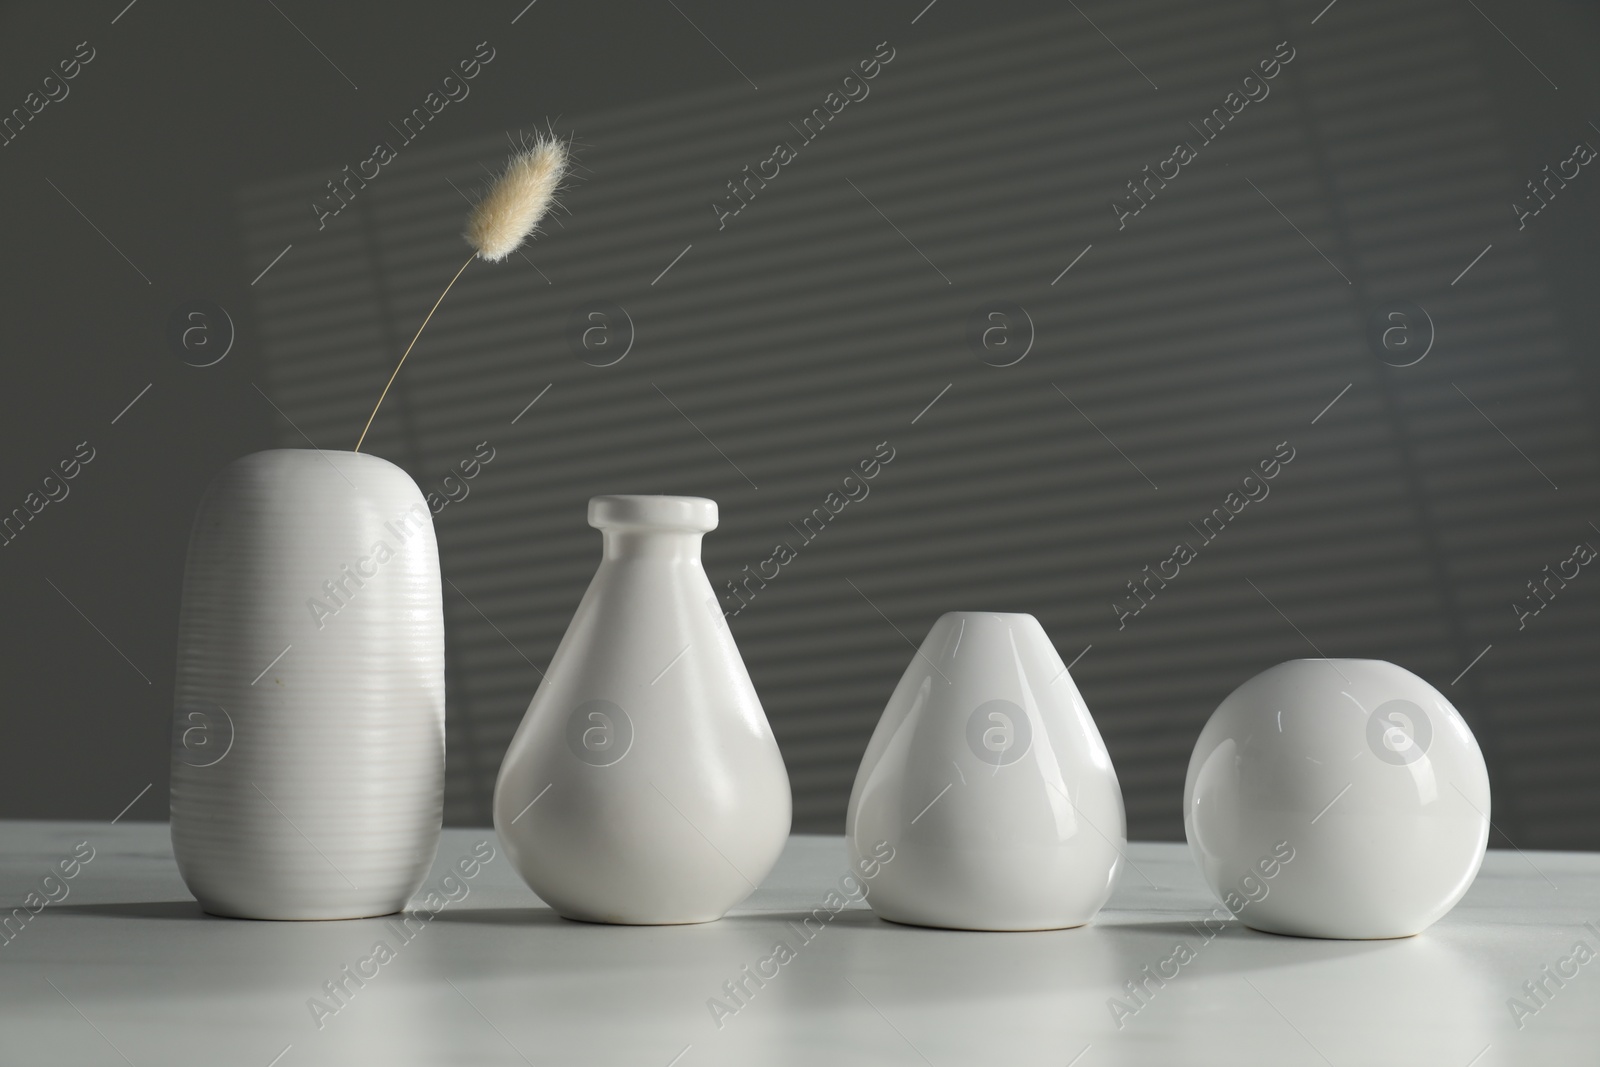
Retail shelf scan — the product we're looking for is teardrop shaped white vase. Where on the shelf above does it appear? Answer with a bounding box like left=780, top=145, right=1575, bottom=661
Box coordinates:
left=847, top=611, right=1124, bottom=931
left=493, top=495, right=792, bottom=924
left=170, top=449, right=445, bottom=920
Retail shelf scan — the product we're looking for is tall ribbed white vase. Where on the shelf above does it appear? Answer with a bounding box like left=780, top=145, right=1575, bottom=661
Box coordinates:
left=170, top=449, right=445, bottom=920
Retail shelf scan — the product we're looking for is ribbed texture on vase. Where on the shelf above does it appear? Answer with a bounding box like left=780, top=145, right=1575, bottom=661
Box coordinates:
left=170, top=449, right=445, bottom=920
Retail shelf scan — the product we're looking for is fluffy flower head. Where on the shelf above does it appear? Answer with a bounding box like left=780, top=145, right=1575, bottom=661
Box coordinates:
left=464, top=134, right=569, bottom=262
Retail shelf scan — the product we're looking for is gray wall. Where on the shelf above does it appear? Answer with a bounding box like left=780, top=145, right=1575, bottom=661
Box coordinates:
left=3, top=0, right=1598, bottom=848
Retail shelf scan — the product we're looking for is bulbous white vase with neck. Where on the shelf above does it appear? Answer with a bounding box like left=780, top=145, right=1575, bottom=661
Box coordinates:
left=494, top=495, right=791, bottom=924
left=170, top=449, right=445, bottom=920
left=847, top=611, right=1125, bottom=931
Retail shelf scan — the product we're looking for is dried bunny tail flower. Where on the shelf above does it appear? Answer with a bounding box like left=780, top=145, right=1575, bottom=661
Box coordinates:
left=464, top=134, right=569, bottom=261
left=356, top=129, right=575, bottom=452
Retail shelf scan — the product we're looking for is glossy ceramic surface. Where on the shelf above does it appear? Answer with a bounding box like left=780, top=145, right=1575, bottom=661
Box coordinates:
left=847, top=611, right=1125, bottom=930
left=493, top=495, right=791, bottom=924
left=169, top=449, right=445, bottom=920
left=1185, top=658, right=1491, bottom=939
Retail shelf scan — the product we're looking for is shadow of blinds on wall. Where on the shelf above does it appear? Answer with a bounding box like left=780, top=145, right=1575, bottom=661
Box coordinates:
left=237, top=0, right=1600, bottom=846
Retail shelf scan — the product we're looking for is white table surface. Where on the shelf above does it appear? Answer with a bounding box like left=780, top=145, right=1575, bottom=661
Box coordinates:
left=1, top=822, right=1595, bottom=1066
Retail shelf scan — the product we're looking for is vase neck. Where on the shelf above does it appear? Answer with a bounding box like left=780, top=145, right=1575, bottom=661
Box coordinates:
left=601, top=529, right=704, bottom=562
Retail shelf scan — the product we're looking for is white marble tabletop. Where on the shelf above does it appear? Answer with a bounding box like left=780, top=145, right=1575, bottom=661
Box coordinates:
left=0, top=821, right=1595, bottom=1065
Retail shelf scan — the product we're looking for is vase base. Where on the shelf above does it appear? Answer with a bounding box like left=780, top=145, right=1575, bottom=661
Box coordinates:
left=554, top=909, right=727, bottom=927
left=874, top=911, right=1092, bottom=933
left=1239, top=921, right=1423, bottom=941
left=199, top=904, right=405, bottom=922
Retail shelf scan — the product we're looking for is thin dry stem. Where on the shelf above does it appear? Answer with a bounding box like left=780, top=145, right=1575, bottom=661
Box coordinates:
left=353, top=253, right=476, bottom=452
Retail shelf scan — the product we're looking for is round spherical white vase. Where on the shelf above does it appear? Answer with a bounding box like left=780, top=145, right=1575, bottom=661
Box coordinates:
left=847, top=611, right=1125, bottom=931
left=170, top=449, right=445, bottom=920
left=1185, top=658, right=1490, bottom=939
left=493, top=495, right=791, bottom=924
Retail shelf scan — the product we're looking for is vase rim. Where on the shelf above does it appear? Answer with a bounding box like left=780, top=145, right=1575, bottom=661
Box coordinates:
left=589, top=495, right=717, bottom=533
